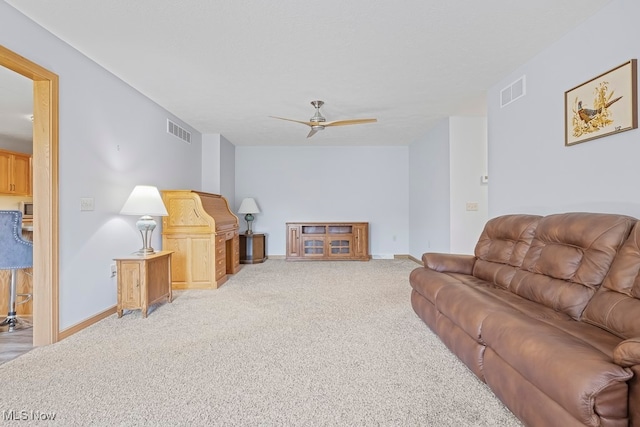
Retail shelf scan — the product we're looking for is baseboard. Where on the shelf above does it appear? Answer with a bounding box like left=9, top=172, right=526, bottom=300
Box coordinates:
left=395, top=254, right=422, bottom=265
left=58, top=305, right=117, bottom=341
left=269, top=254, right=422, bottom=264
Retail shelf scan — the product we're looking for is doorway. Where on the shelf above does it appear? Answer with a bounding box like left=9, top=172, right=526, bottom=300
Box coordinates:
left=0, top=45, right=59, bottom=346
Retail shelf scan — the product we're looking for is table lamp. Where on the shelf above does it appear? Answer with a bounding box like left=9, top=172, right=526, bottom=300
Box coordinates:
left=120, top=185, right=168, bottom=255
left=238, top=198, right=260, bottom=234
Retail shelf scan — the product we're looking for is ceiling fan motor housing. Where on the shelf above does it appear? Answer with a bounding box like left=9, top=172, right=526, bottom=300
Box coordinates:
left=310, top=100, right=326, bottom=124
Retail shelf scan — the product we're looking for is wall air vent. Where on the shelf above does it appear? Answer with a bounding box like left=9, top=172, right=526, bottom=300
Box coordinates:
left=167, top=119, right=191, bottom=143
left=500, top=75, right=526, bottom=108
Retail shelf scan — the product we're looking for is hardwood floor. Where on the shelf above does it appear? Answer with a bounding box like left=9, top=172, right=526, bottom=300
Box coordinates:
left=0, top=325, right=33, bottom=365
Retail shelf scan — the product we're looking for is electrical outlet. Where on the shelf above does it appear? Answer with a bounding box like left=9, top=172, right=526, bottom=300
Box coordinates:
left=466, top=202, right=479, bottom=211
left=80, top=197, right=94, bottom=211
left=110, top=263, right=117, bottom=278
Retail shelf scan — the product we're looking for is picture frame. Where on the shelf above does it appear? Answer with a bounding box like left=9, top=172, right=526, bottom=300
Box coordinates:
left=565, top=59, right=637, bottom=146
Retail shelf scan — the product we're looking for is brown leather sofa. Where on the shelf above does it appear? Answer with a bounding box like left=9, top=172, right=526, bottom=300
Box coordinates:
left=409, top=212, right=640, bottom=427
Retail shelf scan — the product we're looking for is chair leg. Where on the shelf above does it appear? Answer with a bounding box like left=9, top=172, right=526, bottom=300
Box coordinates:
left=0, top=269, right=32, bottom=332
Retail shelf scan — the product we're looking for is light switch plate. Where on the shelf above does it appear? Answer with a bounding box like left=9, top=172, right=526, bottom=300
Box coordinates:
left=80, top=197, right=94, bottom=211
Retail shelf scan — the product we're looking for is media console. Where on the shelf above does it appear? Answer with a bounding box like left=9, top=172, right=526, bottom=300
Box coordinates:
left=285, top=222, right=369, bottom=261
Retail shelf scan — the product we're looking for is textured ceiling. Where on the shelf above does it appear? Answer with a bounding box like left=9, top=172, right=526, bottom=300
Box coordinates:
left=3, top=0, right=614, bottom=146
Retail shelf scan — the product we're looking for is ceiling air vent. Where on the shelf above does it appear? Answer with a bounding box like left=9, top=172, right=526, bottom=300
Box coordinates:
left=500, top=75, right=526, bottom=108
left=167, top=119, right=191, bottom=143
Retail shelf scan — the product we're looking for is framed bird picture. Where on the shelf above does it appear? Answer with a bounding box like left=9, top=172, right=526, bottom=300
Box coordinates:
left=565, top=59, right=637, bottom=146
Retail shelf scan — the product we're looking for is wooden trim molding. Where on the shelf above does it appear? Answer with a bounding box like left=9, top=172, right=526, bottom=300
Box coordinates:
left=271, top=254, right=423, bottom=263
left=0, top=45, right=59, bottom=346
left=395, top=254, right=422, bottom=265
left=58, top=306, right=116, bottom=341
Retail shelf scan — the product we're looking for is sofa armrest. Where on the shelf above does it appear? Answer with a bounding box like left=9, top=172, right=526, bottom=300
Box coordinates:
left=613, top=338, right=640, bottom=367
left=421, top=253, right=476, bottom=274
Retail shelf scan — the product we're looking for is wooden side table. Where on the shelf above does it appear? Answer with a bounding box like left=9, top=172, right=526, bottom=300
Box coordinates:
left=114, top=251, right=173, bottom=318
left=239, top=233, right=267, bottom=264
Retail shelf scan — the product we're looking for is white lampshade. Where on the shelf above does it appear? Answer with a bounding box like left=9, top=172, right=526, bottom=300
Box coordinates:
left=120, top=185, right=168, bottom=217
left=120, top=185, right=168, bottom=255
left=238, top=198, right=260, bottom=214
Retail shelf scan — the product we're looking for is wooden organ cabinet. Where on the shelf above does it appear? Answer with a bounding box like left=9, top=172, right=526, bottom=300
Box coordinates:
left=161, top=190, right=240, bottom=289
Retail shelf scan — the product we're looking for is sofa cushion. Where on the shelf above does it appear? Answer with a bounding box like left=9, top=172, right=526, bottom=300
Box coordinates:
left=473, top=214, right=541, bottom=288
left=509, top=213, right=636, bottom=319
left=409, top=267, right=463, bottom=305
left=482, top=310, right=632, bottom=426
left=435, top=279, right=571, bottom=343
left=583, top=221, right=640, bottom=339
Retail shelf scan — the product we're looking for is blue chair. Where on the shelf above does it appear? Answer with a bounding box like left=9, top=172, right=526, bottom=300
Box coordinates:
left=0, top=210, right=33, bottom=332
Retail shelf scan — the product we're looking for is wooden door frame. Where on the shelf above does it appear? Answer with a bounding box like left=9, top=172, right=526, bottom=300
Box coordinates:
left=0, top=45, right=59, bottom=346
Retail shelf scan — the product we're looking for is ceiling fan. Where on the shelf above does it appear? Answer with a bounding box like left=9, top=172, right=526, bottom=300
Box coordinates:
left=270, top=100, right=377, bottom=138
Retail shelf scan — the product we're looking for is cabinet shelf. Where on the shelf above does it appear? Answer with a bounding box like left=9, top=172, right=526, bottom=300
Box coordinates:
left=286, top=222, right=369, bottom=261
left=302, top=225, right=326, bottom=234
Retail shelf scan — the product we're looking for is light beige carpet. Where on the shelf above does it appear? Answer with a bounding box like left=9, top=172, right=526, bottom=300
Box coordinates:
left=0, top=259, right=521, bottom=426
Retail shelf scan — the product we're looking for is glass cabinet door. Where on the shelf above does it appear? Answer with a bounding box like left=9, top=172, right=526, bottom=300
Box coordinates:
left=302, top=237, right=325, bottom=257
left=328, top=237, right=353, bottom=257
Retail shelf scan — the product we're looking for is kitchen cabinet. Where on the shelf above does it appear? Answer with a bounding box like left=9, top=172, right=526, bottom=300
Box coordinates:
left=0, top=149, right=31, bottom=196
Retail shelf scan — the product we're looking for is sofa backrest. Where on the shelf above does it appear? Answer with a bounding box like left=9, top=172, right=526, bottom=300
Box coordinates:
left=509, top=212, right=636, bottom=320
left=473, top=214, right=542, bottom=289
left=583, top=220, right=640, bottom=338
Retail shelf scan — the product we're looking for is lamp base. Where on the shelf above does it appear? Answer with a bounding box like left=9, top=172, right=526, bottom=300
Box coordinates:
left=136, top=215, right=157, bottom=255
left=244, top=213, right=255, bottom=235
left=135, top=247, right=156, bottom=256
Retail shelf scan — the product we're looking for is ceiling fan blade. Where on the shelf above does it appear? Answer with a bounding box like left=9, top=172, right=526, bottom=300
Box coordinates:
left=269, top=116, right=313, bottom=127
left=323, top=118, right=377, bottom=127
left=307, top=128, right=319, bottom=138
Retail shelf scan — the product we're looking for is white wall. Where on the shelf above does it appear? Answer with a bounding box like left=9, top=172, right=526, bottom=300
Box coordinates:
left=408, top=119, right=451, bottom=257
left=0, top=195, right=32, bottom=211
left=408, top=117, right=488, bottom=258
left=1, top=2, right=203, bottom=330
left=201, top=134, right=221, bottom=194
left=220, top=135, right=236, bottom=209
left=488, top=0, right=640, bottom=218
left=201, top=134, right=235, bottom=208
left=449, top=116, right=488, bottom=254
left=235, top=145, right=409, bottom=258
left=0, top=136, right=33, bottom=154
